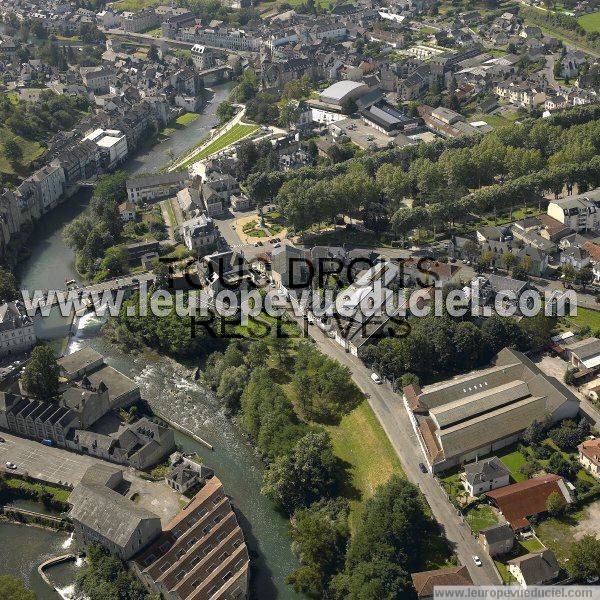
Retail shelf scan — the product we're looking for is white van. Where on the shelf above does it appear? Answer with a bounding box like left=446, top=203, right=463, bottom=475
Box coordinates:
left=371, top=373, right=382, bottom=384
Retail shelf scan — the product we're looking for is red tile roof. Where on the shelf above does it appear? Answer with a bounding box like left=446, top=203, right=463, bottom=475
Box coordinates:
left=578, top=438, right=600, bottom=468
left=582, top=242, right=600, bottom=264
left=411, top=566, right=473, bottom=598
left=485, top=474, right=568, bottom=530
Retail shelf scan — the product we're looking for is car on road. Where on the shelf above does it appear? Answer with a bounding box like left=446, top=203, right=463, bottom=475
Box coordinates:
left=472, top=555, right=482, bottom=567
left=419, top=463, right=427, bottom=474
left=0, top=437, right=5, bottom=443
left=5, top=461, right=17, bottom=470
left=371, top=372, right=382, bottom=384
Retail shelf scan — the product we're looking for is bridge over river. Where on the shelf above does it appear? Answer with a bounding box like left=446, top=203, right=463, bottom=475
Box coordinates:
left=35, top=272, right=155, bottom=311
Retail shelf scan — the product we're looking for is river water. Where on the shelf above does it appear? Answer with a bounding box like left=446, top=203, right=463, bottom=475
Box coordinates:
left=3, top=83, right=300, bottom=600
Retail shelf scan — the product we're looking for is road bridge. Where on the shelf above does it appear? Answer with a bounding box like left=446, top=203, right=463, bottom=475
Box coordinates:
left=34, top=272, right=155, bottom=311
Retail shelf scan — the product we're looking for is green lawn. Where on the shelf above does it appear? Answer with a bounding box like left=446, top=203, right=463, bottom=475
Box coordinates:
left=325, top=400, right=404, bottom=531
left=3, top=476, right=70, bottom=503
left=163, top=198, right=178, bottom=229
left=0, top=127, right=44, bottom=176
left=536, top=511, right=582, bottom=565
left=498, top=449, right=528, bottom=482
left=565, top=306, right=600, bottom=331
left=176, top=112, right=199, bottom=126
left=578, top=11, right=600, bottom=33
left=466, top=504, right=499, bottom=533
left=179, top=123, right=259, bottom=168
left=470, top=112, right=519, bottom=128
left=111, top=0, right=161, bottom=11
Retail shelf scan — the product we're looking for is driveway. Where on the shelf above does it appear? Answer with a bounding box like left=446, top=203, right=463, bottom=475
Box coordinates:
left=287, top=315, right=501, bottom=585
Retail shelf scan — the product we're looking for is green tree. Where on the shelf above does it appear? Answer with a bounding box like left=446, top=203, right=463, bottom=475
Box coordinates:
left=2, top=138, right=23, bottom=164
left=216, top=100, right=235, bottom=125
left=566, top=535, right=600, bottom=581
left=546, top=491, right=565, bottom=517
left=216, top=365, right=249, bottom=414
left=21, top=344, right=60, bottom=401
left=0, top=575, right=36, bottom=600
left=333, top=475, right=438, bottom=599
left=286, top=498, right=350, bottom=598
left=261, top=430, right=340, bottom=515
left=0, top=267, right=19, bottom=303
left=101, top=246, right=129, bottom=277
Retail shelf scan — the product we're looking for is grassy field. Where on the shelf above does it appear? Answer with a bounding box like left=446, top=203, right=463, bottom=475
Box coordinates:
left=470, top=112, right=519, bottom=127
left=465, top=504, right=499, bottom=533
left=565, top=306, right=600, bottom=331
left=325, top=400, right=404, bottom=531
left=163, top=198, right=178, bottom=229
left=111, top=0, right=161, bottom=12
left=180, top=123, right=259, bottom=168
left=176, top=112, right=199, bottom=126
left=0, top=127, right=44, bottom=176
left=3, top=476, right=70, bottom=503
left=578, top=11, right=600, bottom=33
left=498, top=448, right=528, bottom=482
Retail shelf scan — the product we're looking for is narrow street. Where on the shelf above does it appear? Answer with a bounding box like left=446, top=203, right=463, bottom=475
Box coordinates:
left=288, top=313, right=502, bottom=585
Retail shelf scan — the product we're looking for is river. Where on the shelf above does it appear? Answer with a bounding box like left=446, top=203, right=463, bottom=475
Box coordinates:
left=4, top=82, right=300, bottom=600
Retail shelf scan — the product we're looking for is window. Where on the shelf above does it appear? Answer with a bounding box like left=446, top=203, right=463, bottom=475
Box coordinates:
left=159, top=561, right=171, bottom=573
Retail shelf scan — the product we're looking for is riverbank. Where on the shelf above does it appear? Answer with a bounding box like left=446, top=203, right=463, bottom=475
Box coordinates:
left=12, top=80, right=305, bottom=599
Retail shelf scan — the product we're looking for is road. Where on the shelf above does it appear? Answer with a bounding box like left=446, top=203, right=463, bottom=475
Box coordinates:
left=287, top=313, right=501, bottom=585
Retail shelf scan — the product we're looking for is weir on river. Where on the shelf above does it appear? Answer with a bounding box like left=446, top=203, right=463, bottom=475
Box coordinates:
left=10, top=82, right=300, bottom=600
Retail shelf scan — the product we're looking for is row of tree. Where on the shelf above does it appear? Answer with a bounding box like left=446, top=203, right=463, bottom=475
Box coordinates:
left=362, top=313, right=555, bottom=387
left=272, top=108, right=600, bottom=235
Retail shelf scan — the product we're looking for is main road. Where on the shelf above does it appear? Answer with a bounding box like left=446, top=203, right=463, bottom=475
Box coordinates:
left=287, top=313, right=502, bottom=585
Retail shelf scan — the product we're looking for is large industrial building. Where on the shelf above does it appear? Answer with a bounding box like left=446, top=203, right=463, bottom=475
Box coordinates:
left=404, top=348, right=580, bottom=472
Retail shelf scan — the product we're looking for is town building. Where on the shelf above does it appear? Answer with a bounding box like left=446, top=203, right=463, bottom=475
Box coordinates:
left=547, top=189, right=600, bottom=232
left=84, top=129, right=128, bottom=171
left=462, top=456, right=510, bottom=496
left=69, top=464, right=162, bottom=560
left=486, top=475, right=571, bottom=531
left=411, top=566, right=473, bottom=599
left=0, top=301, right=36, bottom=356
left=179, top=214, right=218, bottom=253
left=507, top=549, right=560, bottom=587
left=478, top=523, right=514, bottom=557
left=132, top=476, right=250, bottom=600
left=578, top=437, right=600, bottom=479
left=127, top=172, right=190, bottom=204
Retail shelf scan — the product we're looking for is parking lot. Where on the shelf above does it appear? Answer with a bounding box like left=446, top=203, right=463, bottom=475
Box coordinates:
left=0, top=432, right=182, bottom=523
left=0, top=433, right=102, bottom=486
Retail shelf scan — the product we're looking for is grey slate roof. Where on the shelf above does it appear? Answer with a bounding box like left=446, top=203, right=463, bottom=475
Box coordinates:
left=463, top=456, right=510, bottom=485
left=69, top=467, right=160, bottom=549
left=479, top=522, right=513, bottom=544
left=508, top=549, right=560, bottom=584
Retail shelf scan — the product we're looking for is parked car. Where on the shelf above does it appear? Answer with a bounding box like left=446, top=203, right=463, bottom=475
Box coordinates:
left=273, top=242, right=281, bottom=248
left=5, top=461, right=17, bottom=470
left=254, top=241, right=263, bottom=247
left=419, top=463, right=427, bottom=474
left=371, top=372, right=382, bottom=384
left=0, top=437, right=5, bottom=443
left=472, top=555, right=482, bottom=567
left=41, top=439, right=54, bottom=447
